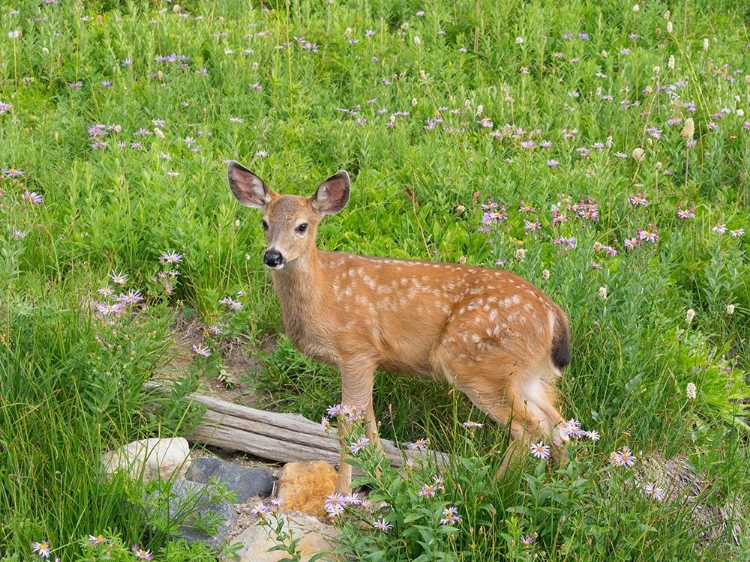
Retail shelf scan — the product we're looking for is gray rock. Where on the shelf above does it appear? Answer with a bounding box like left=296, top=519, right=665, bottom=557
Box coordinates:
left=186, top=458, right=275, bottom=503
left=146, top=480, right=237, bottom=549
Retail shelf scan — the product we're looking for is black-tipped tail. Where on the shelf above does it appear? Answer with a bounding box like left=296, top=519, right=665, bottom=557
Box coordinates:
left=550, top=311, right=571, bottom=370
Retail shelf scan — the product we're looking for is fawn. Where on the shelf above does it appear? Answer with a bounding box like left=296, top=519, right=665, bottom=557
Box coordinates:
left=227, top=161, right=571, bottom=493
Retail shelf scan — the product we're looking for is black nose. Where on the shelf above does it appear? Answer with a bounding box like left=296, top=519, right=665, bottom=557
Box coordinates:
left=264, top=249, right=284, bottom=268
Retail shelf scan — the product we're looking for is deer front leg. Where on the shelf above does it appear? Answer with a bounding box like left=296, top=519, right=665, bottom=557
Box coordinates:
left=335, top=362, right=378, bottom=494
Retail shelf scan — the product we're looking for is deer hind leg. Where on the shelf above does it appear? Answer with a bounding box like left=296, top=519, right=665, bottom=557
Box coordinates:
left=335, top=361, right=378, bottom=494
left=431, top=327, right=566, bottom=473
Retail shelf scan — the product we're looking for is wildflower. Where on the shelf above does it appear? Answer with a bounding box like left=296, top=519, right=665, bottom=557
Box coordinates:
left=515, top=248, right=527, bottom=262
left=726, top=304, right=735, bottom=315
left=631, top=147, right=645, bottom=162
left=167, top=169, right=179, bottom=178
left=87, top=535, right=107, bottom=547
left=644, top=482, right=665, bottom=501
left=324, top=493, right=348, bottom=516
left=159, top=251, right=182, bottom=264
left=373, top=518, right=393, bottom=531
left=463, top=421, right=484, bottom=429
left=586, top=430, right=601, bottom=441
left=109, top=270, right=127, bottom=285
left=192, top=344, right=211, bottom=357
left=440, top=506, right=462, bottom=525
left=529, top=442, right=551, bottom=459
left=131, top=546, right=154, bottom=560
left=22, top=190, right=43, bottom=204
left=677, top=205, right=696, bottom=219
left=553, top=237, right=577, bottom=250
left=122, top=289, right=143, bottom=304
left=712, top=224, right=726, bottom=234
left=542, top=269, right=550, bottom=280
left=519, top=200, right=536, bottom=213
left=685, top=309, right=695, bottom=324
left=637, top=225, right=659, bottom=243
left=686, top=382, right=697, bottom=400
left=31, top=541, right=51, bottom=558
left=730, top=228, right=744, bottom=237
left=520, top=535, right=534, bottom=546
left=251, top=502, right=271, bottom=517
left=8, top=30, right=22, bottom=39
left=419, top=483, right=438, bottom=497
left=3, top=167, right=24, bottom=177
left=408, top=437, right=430, bottom=450
left=97, top=302, right=124, bottom=316
left=350, top=437, right=369, bottom=454
left=321, top=417, right=331, bottom=432
left=524, top=217, right=541, bottom=232
left=599, top=287, right=608, bottom=300
left=433, top=475, right=445, bottom=492
left=616, top=447, right=636, bottom=467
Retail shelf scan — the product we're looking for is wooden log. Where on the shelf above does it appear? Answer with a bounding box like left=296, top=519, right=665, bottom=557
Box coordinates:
left=177, top=391, right=446, bottom=469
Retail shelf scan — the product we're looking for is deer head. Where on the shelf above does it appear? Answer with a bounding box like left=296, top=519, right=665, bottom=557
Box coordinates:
left=227, top=161, right=350, bottom=270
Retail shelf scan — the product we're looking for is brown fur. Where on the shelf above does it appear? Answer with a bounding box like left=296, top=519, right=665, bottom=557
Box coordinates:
left=227, top=162, right=571, bottom=492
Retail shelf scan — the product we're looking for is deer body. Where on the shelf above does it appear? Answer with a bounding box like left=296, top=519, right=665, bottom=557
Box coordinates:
left=227, top=162, right=571, bottom=493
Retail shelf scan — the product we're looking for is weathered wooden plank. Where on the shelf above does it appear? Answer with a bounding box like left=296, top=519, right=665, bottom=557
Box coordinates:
left=143, top=382, right=446, bottom=469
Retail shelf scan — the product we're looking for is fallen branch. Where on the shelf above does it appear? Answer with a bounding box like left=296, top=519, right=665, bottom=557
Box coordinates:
left=144, top=383, right=446, bottom=470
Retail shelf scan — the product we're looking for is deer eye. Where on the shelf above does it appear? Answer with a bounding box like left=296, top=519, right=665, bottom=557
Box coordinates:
left=261, top=219, right=269, bottom=231
left=296, top=223, right=308, bottom=233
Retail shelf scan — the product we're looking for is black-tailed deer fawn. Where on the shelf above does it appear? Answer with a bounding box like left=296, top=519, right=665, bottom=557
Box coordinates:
left=227, top=161, right=571, bottom=493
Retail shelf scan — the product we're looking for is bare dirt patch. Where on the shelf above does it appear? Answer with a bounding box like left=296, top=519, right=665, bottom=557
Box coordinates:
left=155, top=315, right=272, bottom=409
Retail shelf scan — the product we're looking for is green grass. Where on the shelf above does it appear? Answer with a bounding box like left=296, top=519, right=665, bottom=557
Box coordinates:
left=1, top=0, right=748, bottom=559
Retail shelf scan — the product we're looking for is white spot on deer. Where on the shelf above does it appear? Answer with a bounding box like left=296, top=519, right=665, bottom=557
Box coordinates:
left=511, top=295, right=522, bottom=305
left=362, top=274, right=377, bottom=290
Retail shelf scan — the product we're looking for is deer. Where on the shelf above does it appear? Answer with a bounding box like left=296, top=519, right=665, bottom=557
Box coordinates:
left=227, top=161, right=571, bottom=493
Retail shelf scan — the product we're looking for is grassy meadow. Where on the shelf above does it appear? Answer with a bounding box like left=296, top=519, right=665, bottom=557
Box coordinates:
left=1, top=0, right=748, bottom=560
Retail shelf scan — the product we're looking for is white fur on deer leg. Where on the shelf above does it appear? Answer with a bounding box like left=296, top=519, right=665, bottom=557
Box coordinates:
left=227, top=161, right=572, bottom=493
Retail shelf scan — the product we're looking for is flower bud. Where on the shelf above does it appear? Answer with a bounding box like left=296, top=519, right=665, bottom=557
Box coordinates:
left=631, top=147, right=645, bottom=162
left=680, top=118, right=694, bottom=140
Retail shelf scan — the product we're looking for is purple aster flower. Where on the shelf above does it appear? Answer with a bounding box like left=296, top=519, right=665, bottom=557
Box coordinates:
left=22, top=190, right=43, bottom=204
left=440, top=506, right=462, bottom=525
left=373, top=518, right=393, bottom=531
left=530, top=442, right=550, bottom=459
left=192, top=344, right=211, bottom=357
left=644, top=482, right=665, bottom=501
left=349, top=437, right=369, bottom=454
left=3, top=168, right=24, bottom=177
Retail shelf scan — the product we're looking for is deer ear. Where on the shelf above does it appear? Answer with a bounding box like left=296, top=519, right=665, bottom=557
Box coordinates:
left=312, top=171, right=350, bottom=215
left=227, top=161, right=275, bottom=209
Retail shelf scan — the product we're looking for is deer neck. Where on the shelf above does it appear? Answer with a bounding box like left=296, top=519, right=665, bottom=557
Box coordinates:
left=270, top=248, right=327, bottom=339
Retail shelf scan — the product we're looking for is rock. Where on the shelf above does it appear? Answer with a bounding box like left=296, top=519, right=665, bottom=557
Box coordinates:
left=102, top=437, right=190, bottom=482
left=275, top=461, right=337, bottom=519
left=146, top=480, right=237, bottom=549
left=230, top=513, right=337, bottom=562
left=186, top=458, right=275, bottom=503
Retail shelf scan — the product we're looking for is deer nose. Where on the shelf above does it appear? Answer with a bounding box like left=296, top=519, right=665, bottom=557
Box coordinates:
left=264, top=249, right=284, bottom=268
